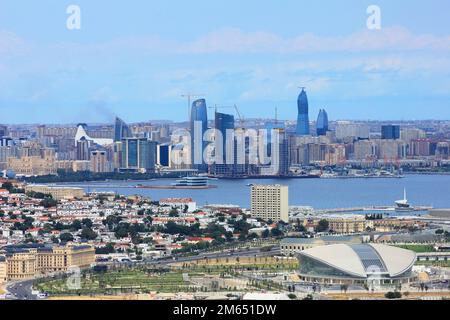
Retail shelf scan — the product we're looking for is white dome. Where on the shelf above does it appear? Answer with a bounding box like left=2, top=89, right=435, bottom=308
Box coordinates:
left=299, top=243, right=416, bottom=278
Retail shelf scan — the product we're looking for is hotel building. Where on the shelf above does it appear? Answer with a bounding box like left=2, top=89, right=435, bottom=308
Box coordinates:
left=251, top=185, right=289, bottom=222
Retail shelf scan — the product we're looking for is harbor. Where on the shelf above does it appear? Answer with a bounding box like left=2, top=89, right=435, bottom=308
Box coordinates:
left=49, top=174, right=450, bottom=211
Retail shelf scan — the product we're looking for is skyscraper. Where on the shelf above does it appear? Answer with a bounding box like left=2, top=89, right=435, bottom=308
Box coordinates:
left=190, top=99, right=208, bottom=172
left=215, top=112, right=235, bottom=163
left=296, top=88, right=310, bottom=136
left=114, top=117, right=132, bottom=142
left=212, top=112, right=235, bottom=175
left=316, top=109, right=329, bottom=136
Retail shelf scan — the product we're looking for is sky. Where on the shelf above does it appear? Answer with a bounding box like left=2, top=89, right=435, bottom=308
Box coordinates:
left=0, top=0, right=450, bottom=124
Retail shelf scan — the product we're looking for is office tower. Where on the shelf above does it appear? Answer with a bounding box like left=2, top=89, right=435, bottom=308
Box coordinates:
left=316, top=109, right=329, bottom=136
left=121, top=138, right=157, bottom=172
left=215, top=112, right=235, bottom=162
left=381, top=125, right=400, bottom=140
left=76, top=137, right=90, bottom=161
left=90, top=150, right=111, bottom=173
left=190, top=99, right=208, bottom=172
left=296, top=88, right=310, bottom=136
left=114, top=117, right=132, bottom=142
left=211, top=112, right=235, bottom=176
left=157, top=143, right=172, bottom=167
left=251, top=185, right=289, bottom=223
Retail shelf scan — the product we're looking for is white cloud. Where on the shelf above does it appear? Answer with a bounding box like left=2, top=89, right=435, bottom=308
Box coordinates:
left=0, top=30, right=27, bottom=56
left=179, top=26, right=450, bottom=54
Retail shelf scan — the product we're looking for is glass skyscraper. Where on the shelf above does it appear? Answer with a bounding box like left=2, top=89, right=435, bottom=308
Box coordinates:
left=114, top=117, right=132, bottom=142
left=215, top=112, right=235, bottom=163
left=296, top=88, right=310, bottom=136
left=316, top=109, right=329, bottom=136
left=190, top=99, right=208, bottom=172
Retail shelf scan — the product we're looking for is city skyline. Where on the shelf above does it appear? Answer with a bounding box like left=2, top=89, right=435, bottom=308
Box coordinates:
left=0, top=0, right=450, bottom=123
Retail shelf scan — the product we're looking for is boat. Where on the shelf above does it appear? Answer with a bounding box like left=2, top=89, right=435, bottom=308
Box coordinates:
left=171, top=176, right=210, bottom=187
left=395, top=188, right=413, bottom=211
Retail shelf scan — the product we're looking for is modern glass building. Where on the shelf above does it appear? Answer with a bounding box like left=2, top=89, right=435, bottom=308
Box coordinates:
left=297, top=244, right=417, bottom=286
left=114, top=117, right=132, bottom=142
left=381, top=125, right=400, bottom=140
left=212, top=112, right=235, bottom=175
left=316, top=109, right=329, bottom=136
left=296, top=88, right=310, bottom=136
left=121, top=138, right=157, bottom=172
left=190, top=99, right=208, bottom=172
left=215, top=112, right=235, bottom=163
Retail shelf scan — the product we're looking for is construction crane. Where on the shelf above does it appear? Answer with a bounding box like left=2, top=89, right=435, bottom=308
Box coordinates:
left=181, top=93, right=205, bottom=121
left=208, top=104, right=245, bottom=127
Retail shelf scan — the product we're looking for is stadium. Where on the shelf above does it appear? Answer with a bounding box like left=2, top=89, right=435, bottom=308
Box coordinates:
left=297, top=243, right=417, bottom=286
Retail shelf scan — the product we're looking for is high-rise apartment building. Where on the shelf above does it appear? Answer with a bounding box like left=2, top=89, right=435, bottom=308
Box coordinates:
left=90, top=150, right=111, bottom=173
left=251, top=184, right=289, bottom=222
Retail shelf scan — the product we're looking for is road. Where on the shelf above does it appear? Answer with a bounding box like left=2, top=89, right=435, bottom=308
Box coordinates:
left=6, top=280, right=36, bottom=300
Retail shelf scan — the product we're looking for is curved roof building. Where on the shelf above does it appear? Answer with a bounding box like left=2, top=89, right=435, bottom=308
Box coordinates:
left=74, top=124, right=113, bottom=147
left=297, top=244, right=417, bottom=285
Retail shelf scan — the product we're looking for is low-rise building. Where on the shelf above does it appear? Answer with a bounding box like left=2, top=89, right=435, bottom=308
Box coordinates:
left=0, top=244, right=95, bottom=281
left=25, top=185, right=85, bottom=200
left=327, top=216, right=373, bottom=234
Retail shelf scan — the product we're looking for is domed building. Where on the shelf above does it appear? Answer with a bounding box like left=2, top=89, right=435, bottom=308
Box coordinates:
left=297, top=244, right=417, bottom=286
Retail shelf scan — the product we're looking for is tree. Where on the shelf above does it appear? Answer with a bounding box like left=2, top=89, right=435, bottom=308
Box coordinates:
left=270, top=228, right=283, bottom=237
left=169, top=208, right=179, bottom=217
left=41, top=198, right=58, bottom=208
left=60, top=232, right=74, bottom=242
left=2, top=182, right=13, bottom=191
left=95, top=243, right=115, bottom=254
left=315, top=219, right=329, bottom=233
left=80, top=227, right=98, bottom=240
left=81, top=218, right=93, bottom=228
left=385, top=291, right=402, bottom=299
left=70, top=220, right=82, bottom=231
left=296, top=224, right=306, bottom=232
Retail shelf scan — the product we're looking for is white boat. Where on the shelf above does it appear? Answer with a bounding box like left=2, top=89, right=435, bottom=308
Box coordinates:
left=395, top=189, right=414, bottom=211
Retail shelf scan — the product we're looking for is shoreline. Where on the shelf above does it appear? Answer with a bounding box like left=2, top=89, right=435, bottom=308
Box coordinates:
left=36, top=172, right=450, bottom=185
